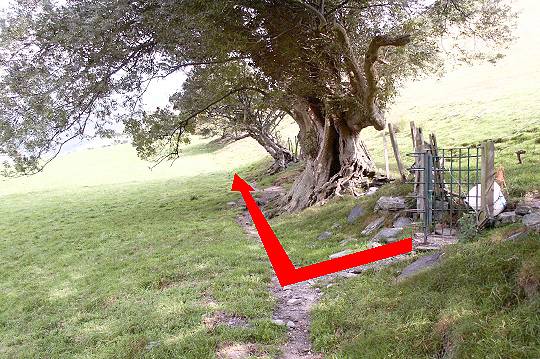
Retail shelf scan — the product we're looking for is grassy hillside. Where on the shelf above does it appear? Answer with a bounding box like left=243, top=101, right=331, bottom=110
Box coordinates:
left=0, top=166, right=286, bottom=357
left=2, top=137, right=536, bottom=357
left=1, top=1, right=539, bottom=358
left=311, top=230, right=540, bottom=358
left=360, top=0, right=540, bottom=198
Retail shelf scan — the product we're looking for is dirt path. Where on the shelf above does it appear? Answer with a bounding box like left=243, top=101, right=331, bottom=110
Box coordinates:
left=235, top=185, right=322, bottom=359
left=269, top=277, right=322, bottom=358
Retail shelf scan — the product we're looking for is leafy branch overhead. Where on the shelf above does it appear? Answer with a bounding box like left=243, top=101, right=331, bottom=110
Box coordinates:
left=0, top=0, right=515, bottom=209
left=126, top=62, right=295, bottom=173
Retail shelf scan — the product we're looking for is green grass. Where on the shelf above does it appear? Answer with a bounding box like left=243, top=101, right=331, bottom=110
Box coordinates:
left=268, top=184, right=413, bottom=267
left=0, top=172, right=286, bottom=358
left=310, top=230, right=540, bottom=358
left=0, top=136, right=268, bottom=197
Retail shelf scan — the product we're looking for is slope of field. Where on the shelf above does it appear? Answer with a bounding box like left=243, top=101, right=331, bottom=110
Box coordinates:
left=1, top=0, right=539, bottom=358
left=362, top=0, right=540, bottom=198
left=0, top=147, right=284, bottom=357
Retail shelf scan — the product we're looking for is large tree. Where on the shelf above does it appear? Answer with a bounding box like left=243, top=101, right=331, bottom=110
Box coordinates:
left=0, top=0, right=514, bottom=210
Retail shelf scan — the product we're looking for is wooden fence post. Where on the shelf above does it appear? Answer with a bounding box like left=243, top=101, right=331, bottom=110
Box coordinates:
left=382, top=131, right=391, bottom=179
left=388, top=123, right=407, bottom=181
left=410, top=121, right=418, bottom=149
left=481, top=141, right=495, bottom=222
left=429, top=133, right=445, bottom=198
left=415, top=128, right=425, bottom=219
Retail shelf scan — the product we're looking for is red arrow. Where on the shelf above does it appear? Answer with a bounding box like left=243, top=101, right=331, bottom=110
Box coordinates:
left=231, top=173, right=412, bottom=287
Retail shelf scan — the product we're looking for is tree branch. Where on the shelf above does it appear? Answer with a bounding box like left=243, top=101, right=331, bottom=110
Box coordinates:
left=332, top=21, right=367, bottom=98
left=296, top=0, right=327, bottom=26
left=364, top=34, right=411, bottom=130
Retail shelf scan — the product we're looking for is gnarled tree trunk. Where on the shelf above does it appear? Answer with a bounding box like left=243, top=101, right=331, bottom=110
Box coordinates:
left=247, top=5, right=412, bottom=212
left=284, top=97, right=376, bottom=212
left=248, top=128, right=296, bottom=174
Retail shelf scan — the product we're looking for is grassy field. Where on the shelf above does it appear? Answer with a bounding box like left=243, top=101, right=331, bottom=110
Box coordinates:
left=0, top=168, right=285, bottom=357
left=1, top=0, right=539, bottom=358
left=2, top=142, right=537, bottom=358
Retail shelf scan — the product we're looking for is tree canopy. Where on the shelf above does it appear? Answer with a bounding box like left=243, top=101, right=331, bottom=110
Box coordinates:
left=0, top=0, right=515, bottom=208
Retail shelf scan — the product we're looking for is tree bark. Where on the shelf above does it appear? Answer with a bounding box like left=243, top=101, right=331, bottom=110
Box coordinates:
left=283, top=97, right=376, bottom=212
left=248, top=129, right=296, bottom=174
left=246, top=6, right=412, bottom=212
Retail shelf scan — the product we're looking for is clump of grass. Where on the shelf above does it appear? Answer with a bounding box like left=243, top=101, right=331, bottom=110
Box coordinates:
left=518, top=259, right=540, bottom=299
left=457, top=212, right=478, bottom=242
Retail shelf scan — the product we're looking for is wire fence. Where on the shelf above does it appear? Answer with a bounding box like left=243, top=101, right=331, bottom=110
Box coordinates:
left=407, top=142, right=495, bottom=244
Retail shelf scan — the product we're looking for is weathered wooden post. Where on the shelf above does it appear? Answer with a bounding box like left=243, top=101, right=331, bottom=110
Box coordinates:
left=480, top=141, right=495, bottom=222
left=388, top=123, right=407, bottom=181
left=415, top=128, right=425, bottom=220
left=410, top=121, right=418, bottom=149
left=382, top=131, right=391, bottom=179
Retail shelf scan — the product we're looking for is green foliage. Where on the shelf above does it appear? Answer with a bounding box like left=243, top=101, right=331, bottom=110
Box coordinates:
left=125, top=62, right=289, bottom=162
left=0, top=0, right=516, bottom=174
left=458, top=213, right=478, bottom=243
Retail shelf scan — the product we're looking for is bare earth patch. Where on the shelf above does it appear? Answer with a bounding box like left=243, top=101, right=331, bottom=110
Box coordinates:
left=217, top=343, right=259, bottom=359
left=235, top=185, right=323, bottom=358
left=270, top=277, right=323, bottom=359
left=204, top=311, right=250, bottom=330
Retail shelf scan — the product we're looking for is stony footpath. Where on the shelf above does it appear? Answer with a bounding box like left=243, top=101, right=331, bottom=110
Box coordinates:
left=232, top=185, right=322, bottom=358
left=228, top=183, right=539, bottom=359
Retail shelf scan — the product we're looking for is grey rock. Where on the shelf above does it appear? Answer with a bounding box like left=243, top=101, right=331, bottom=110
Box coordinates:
left=365, top=187, right=379, bottom=196
left=339, top=272, right=357, bottom=278
left=226, top=201, right=237, bottom=208
left=331, top=222, right=342, bottom=230
left=361, top=217, right=386, bottom=236
left=287, top=298, right=302, bottom=305
left=367, top=241, right=382, bottom=249
left=350, top=254, right=410, bottom=274
left=393, top=216, right=413, bottom=228
left=523, top=212, right=540, bottom=229
left=272, top=319, right=286, bottom=326
left=372, top=228, right=403, bottom=243
left=286, top=321, right=296, bottom=328
left=317, top=231, right=333, bottom=240
left=347, top=205, right=365, bottom=224
left=397, top=253, right=442, bottom=282
left=506, top=231, right=527, bottom=241
left=329, top=249, right=352, bottom=259
left=497, top=211, right=518, bottom=225
left=434, top=225, right=457, bottom=236
left=515, top=205, right=532, bottom=216
left=375, top=196, right=406, bottom=212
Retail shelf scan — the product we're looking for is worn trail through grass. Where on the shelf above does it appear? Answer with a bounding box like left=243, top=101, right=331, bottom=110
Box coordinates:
left=234, top=185, right=322, bottom=358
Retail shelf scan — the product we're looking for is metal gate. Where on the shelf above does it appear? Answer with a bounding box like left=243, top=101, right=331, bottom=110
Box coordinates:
left=408, top=142, right=495, bottom=244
